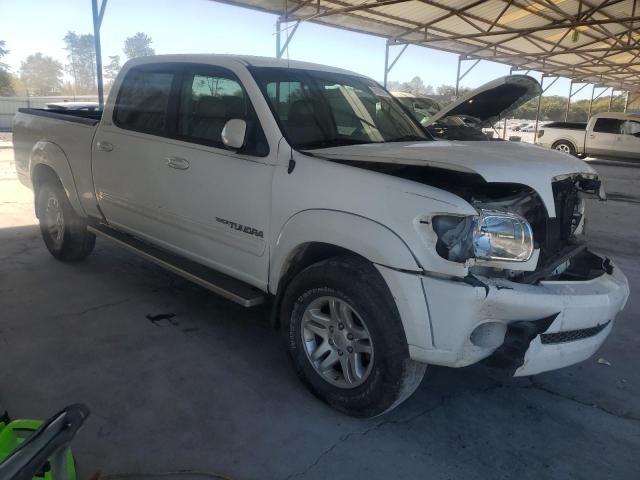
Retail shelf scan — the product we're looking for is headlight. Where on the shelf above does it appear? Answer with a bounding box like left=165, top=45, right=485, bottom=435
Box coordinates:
left=432, top=209, right=534, bottom=263
left=473, top=210, right=534, bottom=262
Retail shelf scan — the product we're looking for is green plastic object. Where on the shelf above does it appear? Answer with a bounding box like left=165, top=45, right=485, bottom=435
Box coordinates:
left=0, top=417, right=77, bottom=480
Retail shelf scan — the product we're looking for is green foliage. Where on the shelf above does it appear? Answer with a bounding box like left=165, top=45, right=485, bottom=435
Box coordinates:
left=0, top=40, right=15, bottom=95
left=104, top=55, right=122, bottom=82
left=124, top=33, right=155, bottom=59
left=511, top=94, right=627, bottom=121
left=63, top=31, right=96, bottom=94
left=20, top=53, right=63, bottom=95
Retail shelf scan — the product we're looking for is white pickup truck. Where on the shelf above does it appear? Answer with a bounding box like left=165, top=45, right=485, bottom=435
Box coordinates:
left=537, top=112, right=640, bottom=158
left=13, top=55, right=629, bottom=417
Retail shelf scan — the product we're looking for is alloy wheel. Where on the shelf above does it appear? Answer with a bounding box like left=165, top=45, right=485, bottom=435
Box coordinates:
left=301, top=296, right=374, bottom=388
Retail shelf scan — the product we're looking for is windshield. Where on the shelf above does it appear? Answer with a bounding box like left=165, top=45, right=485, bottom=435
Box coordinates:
left=250, top=67, right=430, bottom=150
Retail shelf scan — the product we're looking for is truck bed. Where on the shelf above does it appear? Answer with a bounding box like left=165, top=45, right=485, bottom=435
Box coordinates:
left=542, top=121, right=587, bottom=130
left=17, top=107, right=102, bottom=126
left=12, top=108, right=102, bottom=218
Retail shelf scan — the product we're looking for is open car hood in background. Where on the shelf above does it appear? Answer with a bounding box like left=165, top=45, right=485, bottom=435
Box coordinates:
left=424, top=75, right=542, bottom=127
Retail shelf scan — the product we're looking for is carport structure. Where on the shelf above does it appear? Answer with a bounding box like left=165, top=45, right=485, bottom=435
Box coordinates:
left=92, top=0, right=640, bottom=114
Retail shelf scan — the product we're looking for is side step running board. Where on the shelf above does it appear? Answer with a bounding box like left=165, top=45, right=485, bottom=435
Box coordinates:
left=87, top=224, right=265, bottom=307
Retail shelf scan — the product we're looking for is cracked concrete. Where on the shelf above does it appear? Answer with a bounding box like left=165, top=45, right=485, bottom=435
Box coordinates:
left=0, top=153, right=639, bottom=479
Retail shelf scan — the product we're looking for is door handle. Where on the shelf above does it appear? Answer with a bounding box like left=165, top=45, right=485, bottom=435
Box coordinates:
left=96, top=141, right=113, bottom=152
left=166, top=156, right=190, bottom=170
left=588, top=134, right=596, bottom=138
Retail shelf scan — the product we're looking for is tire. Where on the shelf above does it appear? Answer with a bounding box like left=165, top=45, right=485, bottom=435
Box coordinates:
left=36, top=181, right=96, bottom=261
left=282, top=255, right=426, bottom=417
left=552, top=140, right=576, bottom=156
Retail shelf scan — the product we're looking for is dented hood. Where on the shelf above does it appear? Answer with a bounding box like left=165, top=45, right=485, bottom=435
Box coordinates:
left=425, top=75, right=541, bottom=127
left=308, top=140, right=597, bottom=217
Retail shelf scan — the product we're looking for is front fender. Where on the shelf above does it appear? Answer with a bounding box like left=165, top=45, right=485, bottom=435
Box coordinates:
left=30, top=141, right=85, bottom=217
left=269, top=209, right=421, bottom=294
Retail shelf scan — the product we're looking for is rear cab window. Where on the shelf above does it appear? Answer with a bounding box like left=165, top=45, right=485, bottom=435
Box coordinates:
left=593, top=117, right=623, bottom=134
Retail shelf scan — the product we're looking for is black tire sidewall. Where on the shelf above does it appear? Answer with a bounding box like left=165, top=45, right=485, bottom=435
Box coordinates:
left=284, top=257, right=411, bottom=417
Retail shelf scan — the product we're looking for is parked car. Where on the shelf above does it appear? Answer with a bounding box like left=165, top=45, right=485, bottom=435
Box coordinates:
left=421, top=75, right=541, bottom=141
left=537, top=112, right=640, bottom=158
left=13, top=55, right=629, bottom=417
left=512, top=122, right=529, bottom=131
left=520, top=124, right=539, bottom=133
left=390, top=91, right=441, bottom=124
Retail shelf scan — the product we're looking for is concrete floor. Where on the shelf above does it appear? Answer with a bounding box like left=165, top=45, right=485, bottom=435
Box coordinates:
left=1, top=144, right=639, bottom=480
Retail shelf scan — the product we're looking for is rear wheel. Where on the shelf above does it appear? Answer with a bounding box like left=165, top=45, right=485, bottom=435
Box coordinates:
left=283, top=256, right=426, bottom=417
left=553, top=140, right=576, bottom=156
left=37, top=181, right=96, bottom=261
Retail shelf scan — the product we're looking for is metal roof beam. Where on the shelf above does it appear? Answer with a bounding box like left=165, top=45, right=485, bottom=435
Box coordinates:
left=292, top=0, right=413, bottom=21
left=413, top=16, right=640, bottom=42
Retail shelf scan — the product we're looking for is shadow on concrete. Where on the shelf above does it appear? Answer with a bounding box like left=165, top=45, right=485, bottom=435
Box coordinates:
left=1, top=222, right=639, bottom=480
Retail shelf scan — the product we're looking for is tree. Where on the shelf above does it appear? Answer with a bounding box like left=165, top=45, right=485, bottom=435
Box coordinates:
left=0, top=40, right=15, bottom=95
left=104, top=55, right=121, bottom=82
left=124, top=33, right=155, bottom=59
left=20, top=53, right=63, bottom=95
left=63, top=31, right=96, bottom=93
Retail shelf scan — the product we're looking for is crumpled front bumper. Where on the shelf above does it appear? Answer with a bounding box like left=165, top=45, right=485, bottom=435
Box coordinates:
left=512, top=262, right=628, bottom=376
left=409, top=251, right=629, bottom=375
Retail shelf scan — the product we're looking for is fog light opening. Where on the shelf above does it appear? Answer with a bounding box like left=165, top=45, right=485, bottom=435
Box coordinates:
left=470, top=322, right=507, bottom=349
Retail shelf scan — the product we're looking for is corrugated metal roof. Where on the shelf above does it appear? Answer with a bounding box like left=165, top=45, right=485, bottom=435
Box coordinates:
left=213, top=0, right=640, bottom=93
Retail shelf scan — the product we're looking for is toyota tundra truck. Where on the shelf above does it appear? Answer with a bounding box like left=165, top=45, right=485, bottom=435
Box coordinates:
left=12, top=55, right=629, bottom=417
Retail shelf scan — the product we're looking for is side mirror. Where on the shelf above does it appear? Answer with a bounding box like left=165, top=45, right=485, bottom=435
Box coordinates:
left=221, top=119, right=247, bottom=151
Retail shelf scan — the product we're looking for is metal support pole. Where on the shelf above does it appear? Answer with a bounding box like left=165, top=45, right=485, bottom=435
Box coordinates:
left=565, top=81, right=573, bottom=121
left=454, top=57, right=481, bottom=99
left=608, top=88, right=614, bottom=111
left=534, top=76, right=545, bottom=143
left=624, top=91, right=629, bottom=112
left=383, top=43, right=408, bottom=88
left=587, top=84, right=596, bottom=119
left=383, top=43, right=390, bottom=87
left=276, top=19, right=281, bottom=58
left=91, top=0, right=107, bottom=109
left=455, top=56, right=461, bottom=98
left=276, top=20, right=300, bottom=59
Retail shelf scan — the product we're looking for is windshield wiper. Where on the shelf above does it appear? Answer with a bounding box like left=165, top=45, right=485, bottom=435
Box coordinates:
left=386, top=135, right=429, bottom=142
left=298, top=138, right=381, bottom=150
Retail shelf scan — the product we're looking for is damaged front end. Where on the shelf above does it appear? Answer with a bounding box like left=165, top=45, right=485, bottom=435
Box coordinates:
left=428, top=172, right=607, bottom=284
left=412, top=171, right=630, bottom=376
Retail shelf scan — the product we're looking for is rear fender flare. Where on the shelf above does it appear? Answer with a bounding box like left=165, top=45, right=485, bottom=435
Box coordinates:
left=29, top=141, right=85, bottom=217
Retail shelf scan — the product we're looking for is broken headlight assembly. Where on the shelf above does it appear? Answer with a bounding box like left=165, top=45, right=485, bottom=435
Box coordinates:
left=432, top=209, right=534, bottom=263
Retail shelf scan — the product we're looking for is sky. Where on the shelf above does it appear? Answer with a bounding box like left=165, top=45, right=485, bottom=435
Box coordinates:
left=0, top=0, right=593, bottom=98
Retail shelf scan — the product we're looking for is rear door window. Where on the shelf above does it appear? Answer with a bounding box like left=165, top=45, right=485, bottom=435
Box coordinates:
left=114, top=67, right=176, bottom=136
left=593, top=117, right=623, bottom=134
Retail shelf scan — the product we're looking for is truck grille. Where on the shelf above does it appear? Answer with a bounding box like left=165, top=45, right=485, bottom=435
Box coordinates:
left=540, top=320, right=611, bottom=344
left=542, top=179, right=580, bottom=256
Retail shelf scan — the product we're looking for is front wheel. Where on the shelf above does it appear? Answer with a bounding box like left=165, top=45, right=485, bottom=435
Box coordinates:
left=37, top=181, right=96, bottom=261
left=283, top=256, right=426, bottom=417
